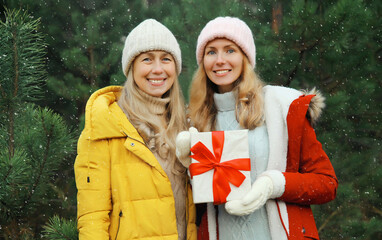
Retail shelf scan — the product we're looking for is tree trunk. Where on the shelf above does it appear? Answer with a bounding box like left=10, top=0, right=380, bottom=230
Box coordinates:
left=272, top=2, right=283, bottom=34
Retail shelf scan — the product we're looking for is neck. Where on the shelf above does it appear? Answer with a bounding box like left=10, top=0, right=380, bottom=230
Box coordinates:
left=137, top=88, right=170, bottom=115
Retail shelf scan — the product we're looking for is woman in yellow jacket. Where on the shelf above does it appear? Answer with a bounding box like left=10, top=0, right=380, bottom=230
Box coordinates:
left=74, top=19, right=197, bottom=240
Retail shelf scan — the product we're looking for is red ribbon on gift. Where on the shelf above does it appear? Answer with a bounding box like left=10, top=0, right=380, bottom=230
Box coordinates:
left=189, top=131, right=251, bottom=204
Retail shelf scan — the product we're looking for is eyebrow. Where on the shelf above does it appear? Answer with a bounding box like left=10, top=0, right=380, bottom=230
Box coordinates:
left=160, top=52, right=171, bottom=58
left=205, top=44, right=238, bottom=50
left=141, top=52, right=171, bottom=58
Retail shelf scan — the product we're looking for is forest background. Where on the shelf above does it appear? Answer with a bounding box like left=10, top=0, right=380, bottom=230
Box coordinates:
left=0, top=0, right=381, bottom=239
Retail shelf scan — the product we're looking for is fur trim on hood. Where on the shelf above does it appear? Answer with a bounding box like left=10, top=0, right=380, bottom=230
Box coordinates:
left=301, top=88, right=326, bottom=125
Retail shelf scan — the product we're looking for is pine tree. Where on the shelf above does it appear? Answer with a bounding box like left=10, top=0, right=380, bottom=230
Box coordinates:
left=4, top=0, right=149, bottom=130
left=0, top=9, right=75, bottom=239
left=2, top=1, right=380, bottom=239
left=146, top=0, right=254, bottom=99
left=161, top=0, right=381, bottom=238
left=42, top=216, right=78, bottom=240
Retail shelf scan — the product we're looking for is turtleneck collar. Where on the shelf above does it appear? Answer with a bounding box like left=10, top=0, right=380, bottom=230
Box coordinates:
left=137, top=88, right=170, bottom=115
left=214, top=91, right=236, bottom=112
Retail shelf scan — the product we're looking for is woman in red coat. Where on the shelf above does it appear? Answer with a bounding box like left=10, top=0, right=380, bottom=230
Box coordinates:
left=176, top=16, right=338, bottom=240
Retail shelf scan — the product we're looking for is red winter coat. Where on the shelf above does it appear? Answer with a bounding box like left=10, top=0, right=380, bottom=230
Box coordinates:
left=197, top=86, right=338, bottom=240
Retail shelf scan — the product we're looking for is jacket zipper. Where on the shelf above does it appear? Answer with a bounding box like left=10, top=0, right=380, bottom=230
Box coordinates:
left=122, top=130, right=186, bottom=238
left=122, top=131, right=147, bottom=147
left=115, top=210, right=122, bottom=240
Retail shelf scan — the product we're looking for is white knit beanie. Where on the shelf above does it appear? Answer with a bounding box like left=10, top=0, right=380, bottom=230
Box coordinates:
left=121, top=19, right=182, bottom=77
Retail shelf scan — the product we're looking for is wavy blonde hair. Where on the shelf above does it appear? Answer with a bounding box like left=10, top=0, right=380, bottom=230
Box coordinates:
left=189, top=56, right=264, bottom=131
left=118, top=68, right=187, bottom=174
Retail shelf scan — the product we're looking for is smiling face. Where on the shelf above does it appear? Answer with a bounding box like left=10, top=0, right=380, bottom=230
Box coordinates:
left=132, top=50, right=176, bottom=97
left=203, top=38, right=244, bottom=93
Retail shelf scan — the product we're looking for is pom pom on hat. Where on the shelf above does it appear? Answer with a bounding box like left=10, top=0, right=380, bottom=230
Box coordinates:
left=196, top=17, right=256, bottom=68
left=121, top=19, right=182, bottom=77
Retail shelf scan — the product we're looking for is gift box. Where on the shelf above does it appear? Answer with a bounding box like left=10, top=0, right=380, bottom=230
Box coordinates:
left=189, top=130, right=251, bottom=204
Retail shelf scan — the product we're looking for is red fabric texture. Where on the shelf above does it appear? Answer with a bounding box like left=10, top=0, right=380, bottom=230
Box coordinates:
left=197, top=212, right=209, bottom=240
left=197, top=206, right=219, bottom=240
left=279, top=95, right=338, bottom=239
left=197, top=94, right=338, bottom=240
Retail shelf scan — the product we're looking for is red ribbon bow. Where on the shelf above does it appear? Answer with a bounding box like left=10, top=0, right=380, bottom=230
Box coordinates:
left=189, top=131, right=251, bottom=204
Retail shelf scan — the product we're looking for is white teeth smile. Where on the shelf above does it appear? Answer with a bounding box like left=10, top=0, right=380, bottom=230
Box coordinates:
left=149, top=79, right=165, bottom=83
left=215, top=70, right=229, bottom=74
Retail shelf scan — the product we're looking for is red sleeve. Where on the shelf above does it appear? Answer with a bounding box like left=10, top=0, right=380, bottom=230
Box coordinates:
left=279, top=118, right=338, bottom=205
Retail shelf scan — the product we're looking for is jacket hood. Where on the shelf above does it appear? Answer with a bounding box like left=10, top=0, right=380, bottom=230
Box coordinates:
left=301, top=88, right=325, bottom=125
left=83, top=86, right=143, bottom=142
left=263, top=85, right=326, bottom=126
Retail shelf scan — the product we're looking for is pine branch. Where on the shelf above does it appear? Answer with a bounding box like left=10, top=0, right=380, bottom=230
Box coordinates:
left=1, top=10, right=76, bottom=236
left=0, top=148, right=32, bottom=220
left=370, top=205, right=382, bottom=217
left=2, top=162, right=13, bottom=182
left=43, top=216, right=78, bottom=240
left=318, top=205, right=342, bottom=233
left=285, top=39, right=321, bottom=86
left=12, top=22, right=19, bottom=98
left=8, top=104, right=15, bottom=158
left=0, top=8, right=46, bottom=105
left=1, top=9, right=46, bottom=159
left=20, top=111, right=53, bottom=210
left=0, top=78, right=5, bottom=98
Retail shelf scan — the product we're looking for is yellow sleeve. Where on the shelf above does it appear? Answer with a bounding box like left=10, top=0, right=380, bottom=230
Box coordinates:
left=74, top=132, right=112, bottom=239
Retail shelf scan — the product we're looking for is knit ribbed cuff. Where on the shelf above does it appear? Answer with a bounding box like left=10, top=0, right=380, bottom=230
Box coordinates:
left=260, top=170, right=285, bottom=199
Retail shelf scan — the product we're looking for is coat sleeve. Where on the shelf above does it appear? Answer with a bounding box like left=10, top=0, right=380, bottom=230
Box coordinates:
left=74, top=132, right=112, bottom=239
left=279, top=118, right=338, bottom=205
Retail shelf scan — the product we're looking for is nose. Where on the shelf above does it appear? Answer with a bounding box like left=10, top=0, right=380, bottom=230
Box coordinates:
left=216, top=53, right=226, bottom=65
left=152, top=60, right=164, bottom=74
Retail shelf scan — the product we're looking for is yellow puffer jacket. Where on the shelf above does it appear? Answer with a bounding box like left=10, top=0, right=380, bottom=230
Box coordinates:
left=74, top=86, right=197, bottom=240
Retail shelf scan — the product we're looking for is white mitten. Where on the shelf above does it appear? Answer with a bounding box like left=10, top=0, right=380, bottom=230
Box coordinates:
left=176, top=127, right=198, bottom=168
left=225, top=176, right=274, bottom=216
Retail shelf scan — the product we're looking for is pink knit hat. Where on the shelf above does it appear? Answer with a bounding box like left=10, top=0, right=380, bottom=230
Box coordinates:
left=196, top=16, right=256, bottom=68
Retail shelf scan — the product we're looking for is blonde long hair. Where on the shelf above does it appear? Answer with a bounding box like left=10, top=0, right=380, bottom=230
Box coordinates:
left=118, top=68, right=187, bottom=174
left=189, top=56, right=264, bottom=131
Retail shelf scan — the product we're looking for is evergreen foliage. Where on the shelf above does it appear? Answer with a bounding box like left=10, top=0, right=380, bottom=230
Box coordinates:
left=1, top=0, right=381, bottom=239
left=42, top=215, right=78, bottom=240
left=4, top=0, right=149, bottom=130
left=0, top=9, right=75, bottom=239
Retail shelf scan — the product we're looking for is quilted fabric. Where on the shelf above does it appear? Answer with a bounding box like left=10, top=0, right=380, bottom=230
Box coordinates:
left=75, top=86, right=196, bottom=239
